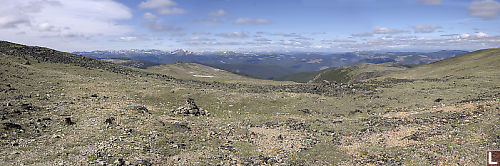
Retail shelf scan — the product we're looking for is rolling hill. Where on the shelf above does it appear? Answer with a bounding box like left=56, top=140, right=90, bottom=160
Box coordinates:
left=145, top=62, right=290, bottom=84
left=384, top=48, right=500, bottom=79
left=277, top=62, right=411, bottom=83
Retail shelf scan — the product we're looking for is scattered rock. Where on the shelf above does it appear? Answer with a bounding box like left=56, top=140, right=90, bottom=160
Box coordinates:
left=298, top=109, right=311, bottom=114
left=138, top=160, right=152, bottom=166
left=349, top=109, right=363, bottom=115
left=65, top=117, right=75, bottom=125
left=105, top=117, right=115, bottom=125
left=91, top=94, right=98, bottom=97
left=3, top=123, right=22, bottom=130
left=171, top=98, right=209, bottom=116
left=434, top=98, right=443, bottom=102
left=127, top=106, right=149, bottom=114
left=114, top=158, right=125, bottom=166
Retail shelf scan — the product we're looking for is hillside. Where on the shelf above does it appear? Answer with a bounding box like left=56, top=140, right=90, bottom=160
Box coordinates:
left=145, top=62, right=289, bottom=84
left=0, top=41, right=498, bottom=165
left=203, top=63, right=298, bottom=80
left=278, top=62, right=410, bottom=83
left=101, top=59, right=161, bottom=69
left=274, top=70, right=321, bottom=83
left=384, top=48, right=500, bottom=79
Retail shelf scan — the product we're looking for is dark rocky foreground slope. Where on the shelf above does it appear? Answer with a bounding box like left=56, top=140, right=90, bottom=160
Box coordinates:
left=0, top=41, right=498, bottom=165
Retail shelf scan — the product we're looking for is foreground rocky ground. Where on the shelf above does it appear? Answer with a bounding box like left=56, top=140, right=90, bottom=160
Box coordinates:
left=0, top=41, right=499, bottom=165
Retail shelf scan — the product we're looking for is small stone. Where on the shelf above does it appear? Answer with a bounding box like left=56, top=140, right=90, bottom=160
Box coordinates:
left=114, top=158, right=125, bottom=165
left=65, top=117, right=75, bottom=125
left=105, top=117, right=115, bottom=125
left=299, top=109, right=311, bottom=114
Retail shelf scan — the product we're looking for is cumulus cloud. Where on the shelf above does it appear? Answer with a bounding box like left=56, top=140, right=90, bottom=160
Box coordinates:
left=111, top=36, right=149, bottom=42
left=234, top=18, right=271, bottom=25
left=322, top=39, right=357, bottom=43
left=351, top=27, right=407, bottom=37
left=373, top=27, right=407, bottom=34
left=208, top=9, right=227, bottom=17
left=194, top=18, right=225, bottom=23
left=0, top=0, right=133, bottom=50
left=215, top=32, right=249, bottom=38
left=143, top=22, right=182, bottom=32
left=352, top=32, right=373, bottom=37
left=183, top=36, right=216, bottom=41
left=468, top=0, right=500, bottom=19
left=419, top=0, right=442, bottom=5
left=279, top=40, right=311, bottom=46
left=0, top=15, right=30, bottom=28
left=139, top=0, right=186, bottom=15
left=143, top=12, right=157, bottom=20
left=458, top=32, right=490, bottom=38
left=192, top=32, right=212, bottom=35
left=183, top=41, right=243, bottom=46
left=254, top=37, right=271, bottom=42
left=413, top=25, right=441, bottom=33
left=270, top=32, right=302, bottom=37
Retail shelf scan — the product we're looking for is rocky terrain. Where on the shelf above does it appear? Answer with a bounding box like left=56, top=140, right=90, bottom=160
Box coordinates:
left=0, top=41, right=499, bottom=165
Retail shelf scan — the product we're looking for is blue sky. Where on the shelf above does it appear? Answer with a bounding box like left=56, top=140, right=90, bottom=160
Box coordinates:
left=1, top=0, right=499, bottom=52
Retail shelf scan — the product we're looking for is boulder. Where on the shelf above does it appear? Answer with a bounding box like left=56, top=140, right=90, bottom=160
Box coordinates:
left=171, top=98, right=209, bottom=116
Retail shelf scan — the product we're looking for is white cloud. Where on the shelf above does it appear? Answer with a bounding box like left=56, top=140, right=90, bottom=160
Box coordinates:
left=0, top=0, right=133, bottom=50
left=352, top=27, right=407, bottom=37
left=143, top=12, right=157, bottom=20
left=254, top=37, right=271, bottom=42
left=270, top=32, right=302, bottom=37
left=215, top=32, right=249, bottom=38
left=143, top=22, right=182, bottom=32
left=413, top=25, right=441, bottom=33
left=373, top=27, right=407, bottom=34
left=112, top=36, right=148, bottom=42
left=195, top=18, right=225, bottom=23
left=279, top=40, right=311, bottom=47
left=468, top=0, right=500, bottom=19
left=234, top=18, right=271, bottom=25
left=419, top=0, right=441, bottom=5
left=192, top=32, right=212, bottom=35
left=183, top=36, right=216, bottom=41
left=209, top=9, right=226, bottom=17
left=139, top=0, right=186, bottom=15
left=0, top=15, right=30, bottom=28
left=459, top=32, right=490, bottom=38
left=352, top=32, right=373, bottom=37
left=475, top=32, right=490, bottom=38
left=322, top=39, right=357, bottom=43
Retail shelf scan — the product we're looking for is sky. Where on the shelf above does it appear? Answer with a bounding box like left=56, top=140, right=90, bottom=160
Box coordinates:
left=0, top=0, right=499, bottom=52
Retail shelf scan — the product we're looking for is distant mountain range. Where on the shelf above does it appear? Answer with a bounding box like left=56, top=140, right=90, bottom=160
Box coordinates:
left=73, top=50, right=468, bottom=79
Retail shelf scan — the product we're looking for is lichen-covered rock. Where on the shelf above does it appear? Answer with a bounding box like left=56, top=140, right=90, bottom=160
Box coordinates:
left=171, top=98, right=209, bottom=116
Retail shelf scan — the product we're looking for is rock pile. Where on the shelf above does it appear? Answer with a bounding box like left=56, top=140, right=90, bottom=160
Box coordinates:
left=172, top=98, right=209, bottom=116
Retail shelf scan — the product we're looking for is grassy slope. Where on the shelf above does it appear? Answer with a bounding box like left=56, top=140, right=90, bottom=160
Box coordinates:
left=204, top=63, right=298, bottom=80
left=101, top=59, right=161, bottom=69
left=145, top=62, right=292, bottom=85
left=384, top=48, right=500, bottom=79
left=279, top=62, right=409, bottom=83
left=0, top=41, right=499, bottom=165
left=274, top=70, right=321, bottom=83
